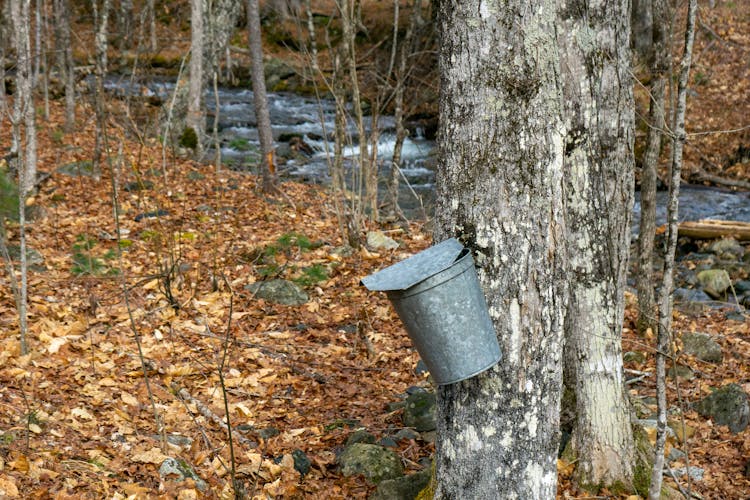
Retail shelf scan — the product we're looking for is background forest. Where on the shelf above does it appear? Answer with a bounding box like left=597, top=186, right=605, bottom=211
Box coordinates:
left=1, top=0, right=750, bottom=498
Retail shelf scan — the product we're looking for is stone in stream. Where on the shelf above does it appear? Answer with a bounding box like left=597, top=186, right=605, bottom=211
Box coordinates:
left=694, top=383, right=750, bottom=434
left=673, top=287, right=712, bottom=303
left=707, top=238, right=744, bottom=260
left=696, top=269, right=732, bottom=298
left=681, top=332, right=723, bottom=363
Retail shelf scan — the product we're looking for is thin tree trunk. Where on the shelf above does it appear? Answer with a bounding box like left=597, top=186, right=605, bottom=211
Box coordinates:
left=434, top=0, right=566, bottom=497
left=385, top=0, right=419, bottom=225
left=339, top=0, right=374, bottom=220
left=557, top=0, right=636, bottom=490
left=187, top=0, right=205, bottom=153
left=247, top=0, right=276, bottom=192
left=146, top=0, right=156, bottom=51
left=92, top=0, right=110, bottom=175
left=10, top=0, right=35, bottom=355
left=649, top=1, right=697, bottom=498
left=53, top=0, right=76, bottom=133
left=118, top=0, right=133, bottom=49
left=636, top=0, right=669, bottom=335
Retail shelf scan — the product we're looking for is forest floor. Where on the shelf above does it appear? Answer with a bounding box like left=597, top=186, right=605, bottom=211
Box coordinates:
left=1, top=1, right=750, bottom=499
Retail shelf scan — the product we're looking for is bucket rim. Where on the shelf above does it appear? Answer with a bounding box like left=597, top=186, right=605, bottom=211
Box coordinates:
left=387, top=249, right=474, bottom=300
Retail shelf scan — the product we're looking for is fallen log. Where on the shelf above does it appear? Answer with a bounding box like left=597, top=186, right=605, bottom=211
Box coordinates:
left=678, top=219, right=750, bottom=240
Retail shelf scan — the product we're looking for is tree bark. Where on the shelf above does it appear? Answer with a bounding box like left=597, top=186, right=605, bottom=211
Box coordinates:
left=434, top=0, right=567, bottom=497
left=10, top=0, right=35, bottom=355
left=247, top=0, right=276, bottom=192
left=631, top=0, right=653, bottom=62
left=53, top=0, right=76, bottom=131
left=636, top=0, right=668, bottom=335
left=92, top=0, right=110, bottom=175
left=649, top=1, right=697, bottom=498
left=187, top=0, right=205, bottom=153
left=339, top=0, right=375, bottom=220
left=11, top=0, right=37, bottom=194
left=557, top=0, right=636, bottom=490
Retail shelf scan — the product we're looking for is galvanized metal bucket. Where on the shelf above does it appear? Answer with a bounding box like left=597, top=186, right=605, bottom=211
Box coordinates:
left=361, top=238, right=501, bottom=385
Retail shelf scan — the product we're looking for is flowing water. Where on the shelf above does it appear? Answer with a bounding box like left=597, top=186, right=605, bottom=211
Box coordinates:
left=104, top=76, right=750, bottom=228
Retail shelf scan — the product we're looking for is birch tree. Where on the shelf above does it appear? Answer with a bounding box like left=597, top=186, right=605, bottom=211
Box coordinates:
left=557, top=0, right=637, bottom=491
left=10, top=0, right=36, bottom=354
left=92, top=0, right=110, bottom=174
left=650, top=1, right=698, bottom=497
left=434, top=0, right=567, bottom=497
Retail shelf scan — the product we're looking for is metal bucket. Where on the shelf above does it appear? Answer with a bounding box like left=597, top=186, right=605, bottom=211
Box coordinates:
left=361, top=238, right=501, bottom=385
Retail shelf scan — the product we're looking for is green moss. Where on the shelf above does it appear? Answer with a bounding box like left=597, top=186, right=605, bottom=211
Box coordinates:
left=179, top=127, right=199, bottom=149
left=631, top=424, right=654, bottom=497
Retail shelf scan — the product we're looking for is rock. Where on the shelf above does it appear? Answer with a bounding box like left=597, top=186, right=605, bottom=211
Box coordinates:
left=378, top=436, right=398, bottom=448
left=291, top=449, right=311, bottom=476
left=6, top=245, right=44, bottom=267
left=734, top=280, right=750, bottom=294
left=371, top=467, right=431, bottom=500
left=257, top=427, right=280, bottom=439
left=245, top=279, right=308, bottom=306
left=338, top=443, right=403, bottom=484
left=123, top=179, right=154, bottom=192
left=623, top=351, right=647, bottom=365
left=681, top=332, right=723, bottom=363
left=402, top=392, right=437, bottom=432
left=708, top=238, right=744, bottom=260
left=673, top=466, right=705, bottom=482
left=57, top=160, right=97, bottom=177
left=667, top=418, right=695, bottom=443
left=667, top=447, right=687, bottom=462
left=415, top=359, right=429, bottom=376
left=694, top=383, right=750, bottom=434
left=673, top=287, right=712, bottom=303
left=668, top=364, right=695, bottom=381
left=696, top=269, right=732, bottom=298
left=346, top=429, right=376, bottom=446
left=159, top=457, right=208, bottom=491
left=393, top=428, right=419, bottom=441
left=366, top=231, right=399, bottom=251
left=134, top=209, right=170, bottom=222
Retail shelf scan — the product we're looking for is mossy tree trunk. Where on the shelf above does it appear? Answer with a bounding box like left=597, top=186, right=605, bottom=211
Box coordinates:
left=434, top=0, right=567, bottom=497
left=557, top=0, right=637, bottom=491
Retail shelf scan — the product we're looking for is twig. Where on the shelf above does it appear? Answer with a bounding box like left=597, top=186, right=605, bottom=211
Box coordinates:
left=171, top=383, right=256, bottom=447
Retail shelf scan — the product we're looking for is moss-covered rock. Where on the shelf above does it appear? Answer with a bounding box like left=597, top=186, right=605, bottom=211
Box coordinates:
left=338, top=443, right=403, bottom=484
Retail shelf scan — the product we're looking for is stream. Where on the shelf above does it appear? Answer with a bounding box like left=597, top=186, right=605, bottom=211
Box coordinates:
left=105, top=77, right=750, bottom=229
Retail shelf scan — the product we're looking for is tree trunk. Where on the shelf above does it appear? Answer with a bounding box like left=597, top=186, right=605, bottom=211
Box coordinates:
left=631, top=0, right=653, bottom=62
left=11, top=0, right=37, bottom=194
left=10, top=0, right=35, bottom=355
left=56, top=0, right=76, bottom=132
left=247, top=0, right=276, bottom=192
left=92, top=0, right=110, bottom=175
left=339, top=0, right=375, bottom=220
left=557, top=0, right=636, bottom=491
left=649, top=1, right=697, bottom=498
left=636, top=0, right=668, bottom=335
left=187, top=0, right=205, bottom=153
left=117, top=0, right=133, bottom=49
left=434, top=0, right=567, bottom=497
